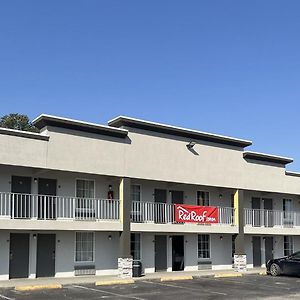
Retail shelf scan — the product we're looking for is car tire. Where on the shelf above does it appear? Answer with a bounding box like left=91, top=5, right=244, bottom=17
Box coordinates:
left=270, top=263, right=281, bottom=276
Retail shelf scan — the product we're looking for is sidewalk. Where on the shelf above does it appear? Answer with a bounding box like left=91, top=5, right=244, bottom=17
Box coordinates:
left=0, top=268, right=266, bottom=289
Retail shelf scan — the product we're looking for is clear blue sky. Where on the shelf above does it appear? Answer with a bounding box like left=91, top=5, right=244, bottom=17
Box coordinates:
left=1, top=1, right=300, bottom=170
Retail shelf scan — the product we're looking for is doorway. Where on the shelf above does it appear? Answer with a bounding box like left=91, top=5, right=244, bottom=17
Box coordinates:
left=265, top=237, right=273, bottom=264
left=36, top=234, right=56, bottom=277
left=11, top=176, right=31, bottom=218
left=263, top=198, right=273, bottom=227
left=9, top=233, right=30, bottom=279
left=38, top=178, right=57, bottom=219
left=155, top=235, right=167, bottom=271
left=252, top=236, right=262, bottom=267
left=252, top=198, right=261, bottom=227
left=172, top=235, right=184, bottom=271
left=154, top=189, right=167, bottom=223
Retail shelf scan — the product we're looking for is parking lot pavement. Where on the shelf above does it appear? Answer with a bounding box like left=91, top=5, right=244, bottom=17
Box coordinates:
left=2, top=275, right=300, bottom=300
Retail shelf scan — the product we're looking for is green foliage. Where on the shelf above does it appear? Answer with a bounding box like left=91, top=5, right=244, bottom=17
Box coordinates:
left=0, top=113, right=39, bottom=132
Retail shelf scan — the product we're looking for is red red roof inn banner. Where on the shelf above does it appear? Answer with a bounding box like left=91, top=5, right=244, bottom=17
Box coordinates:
left=175, top=204, right=218, bottom=224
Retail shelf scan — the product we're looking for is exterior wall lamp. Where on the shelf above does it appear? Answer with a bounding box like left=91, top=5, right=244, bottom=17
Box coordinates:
left=186, top=141, right=196, bottom=150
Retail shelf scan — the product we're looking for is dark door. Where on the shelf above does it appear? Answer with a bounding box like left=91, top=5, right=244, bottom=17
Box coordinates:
left=253, top=236, right=261, bottom=267
left=171, top=191, right=184, bottom=223
left=252, top=198, right=261, bottom=227
left=154, top=189, right=167, bottom=223
left=9, top=233, right=29, bottom=279
left=265, top=237, right=273, bottom=264
left=36, top=234, right=56, bottom=277
left=172, top=235, right=184, bottom=271
left=11, top=176, right=32, bottom=218
left=263, top=199, right=273, bottom=227
left=171, top=191, right=184, bottom=204
left=155, top=235, right=167, bottom=271
left=38, top=178, right=57, bottom=219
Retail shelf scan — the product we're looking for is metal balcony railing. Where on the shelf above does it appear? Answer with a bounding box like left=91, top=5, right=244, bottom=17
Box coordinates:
left=131, top=201, right=235, bottom=225
left=244, top=208, right=300, bottom=228
left=0, top=192, right=120, bottom=221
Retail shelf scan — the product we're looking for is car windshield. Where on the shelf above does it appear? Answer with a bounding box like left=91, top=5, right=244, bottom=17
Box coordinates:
left=290, top=252, right=300, bottom=259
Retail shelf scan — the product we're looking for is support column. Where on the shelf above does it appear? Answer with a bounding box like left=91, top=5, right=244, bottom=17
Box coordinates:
left=233, top=189, right=247, bottom=272
left=118, top=177, right=133, bottom=278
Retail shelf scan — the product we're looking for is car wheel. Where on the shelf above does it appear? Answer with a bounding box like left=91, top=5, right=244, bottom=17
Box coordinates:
left=270, top=263, right=281, bottom=276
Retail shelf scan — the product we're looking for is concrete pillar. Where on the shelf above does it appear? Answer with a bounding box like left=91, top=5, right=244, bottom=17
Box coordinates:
left=118, top=177, right=133, bottom=278
left=233, top=189, right=247, bottom=272
left=29, top=234, right=37, bottom=278
left=0, top=231, right=9, bottom=280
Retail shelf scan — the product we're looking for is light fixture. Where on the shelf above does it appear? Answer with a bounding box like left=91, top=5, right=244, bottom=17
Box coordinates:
left=108, top=235, right=112, bottom=240
left=186, top=141, right=196, bottom=150
left=34, top=178, right=38, bottom=183
left=220, top=236, right=223, bottom=240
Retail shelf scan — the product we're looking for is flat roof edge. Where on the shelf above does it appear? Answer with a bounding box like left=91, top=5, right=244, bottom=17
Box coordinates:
left=285, top=171, right=300, bottom=177
left=33, top=114, right=128, bottom=138
left=244, top=151, right=293, bottom=165
left=108, top=116, right=252, bottom=148
left=0, top=127, right=49, bottom=141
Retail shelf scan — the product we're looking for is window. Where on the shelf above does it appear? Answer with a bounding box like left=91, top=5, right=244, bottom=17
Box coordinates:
left=131, top=233, right=141, bottom=260
left=284, top=236, right=293, bottom=256
left=198, top=234, right=210, bottom=259
left=283, top=199, right=292, bottom=215
left=197, top=191, right=209, bottom=206
left=76, top=179, right=95, bottom=198
left=131, top=185, right=141, bottom=202
left=75, top=232, right=94, bottom=262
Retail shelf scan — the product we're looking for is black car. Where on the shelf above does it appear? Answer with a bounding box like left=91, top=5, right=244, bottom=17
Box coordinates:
left=267, top=251, right=300, bottom=276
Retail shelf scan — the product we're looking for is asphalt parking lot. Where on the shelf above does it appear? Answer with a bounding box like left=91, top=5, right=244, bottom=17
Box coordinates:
left=2, top=275, right=300, bottom=300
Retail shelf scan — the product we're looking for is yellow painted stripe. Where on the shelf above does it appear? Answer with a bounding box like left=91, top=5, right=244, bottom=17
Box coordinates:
left=161, top=276, right=193, bottom=282
left=15, top=284, right=62, bottom=291
left=214, top=273, right=242, bottom=278
left=95, top=279, right=134, bottom=286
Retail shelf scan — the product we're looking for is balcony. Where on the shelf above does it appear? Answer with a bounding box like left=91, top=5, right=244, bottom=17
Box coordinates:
left=131, top=201, right=237, bottom=234
left=0, top=192, right=121, bottom=231
left=244, top=208, right=300, bottom=235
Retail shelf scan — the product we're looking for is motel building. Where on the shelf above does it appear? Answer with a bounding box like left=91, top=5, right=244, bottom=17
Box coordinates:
left=1, top=114, right=300, bottom=279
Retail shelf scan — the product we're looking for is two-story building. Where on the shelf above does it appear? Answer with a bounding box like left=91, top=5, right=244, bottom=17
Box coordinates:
left=0, top=114, right=299, bottom=280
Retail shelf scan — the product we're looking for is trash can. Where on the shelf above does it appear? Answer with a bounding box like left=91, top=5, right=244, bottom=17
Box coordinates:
left=132, top=260, right=142, bottom=277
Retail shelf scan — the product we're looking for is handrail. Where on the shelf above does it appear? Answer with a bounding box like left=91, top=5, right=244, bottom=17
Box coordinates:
left=0, top=192, right=120, bottom=221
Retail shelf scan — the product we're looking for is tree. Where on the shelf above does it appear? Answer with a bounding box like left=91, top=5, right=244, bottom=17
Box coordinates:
left=0, top=113, right=39, bottom=132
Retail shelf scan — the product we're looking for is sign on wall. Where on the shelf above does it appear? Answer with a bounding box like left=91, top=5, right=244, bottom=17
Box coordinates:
left=175, top=204, right=218, bottom=224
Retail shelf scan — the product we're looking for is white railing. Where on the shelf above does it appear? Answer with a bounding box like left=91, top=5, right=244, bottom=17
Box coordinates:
left=244, top=208, right=300, bottom=228
left=131, top=201, right=235, bottom=225
left=0, top=192, right=119, bottom=221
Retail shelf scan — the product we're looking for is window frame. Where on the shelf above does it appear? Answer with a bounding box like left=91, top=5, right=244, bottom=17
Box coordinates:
left=284, top=235, right=294, bottom=257
left=198, top=234, right=211, bottom=260
left=131, top=184, right=142, bottom=202
left=130, top=233, right=141, bottom=261
left=196, top=191, right=210, bottom=206
left=74, top=231, right=95, bottom=263
left=75, top=178, right=96, bottom=199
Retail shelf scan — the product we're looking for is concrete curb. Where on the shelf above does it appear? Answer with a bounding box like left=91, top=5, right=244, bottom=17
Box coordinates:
left=15, top=284, right=62, bottom=291
left=214, top=273, right=243, bottom=278
left=160, top=276, right=193, bottom=282
left=95, top=279, right=134, bottom=286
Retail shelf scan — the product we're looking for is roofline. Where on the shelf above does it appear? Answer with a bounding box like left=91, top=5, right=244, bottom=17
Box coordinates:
left=285, top=171, right=300, bottom=177
left=33, top=114, right=128, bottom=138
left=108, top=116, right=252, bottom=148
left=0, top=127, right=49, bottom=141
left=243, top=151, right=293, bottom=165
